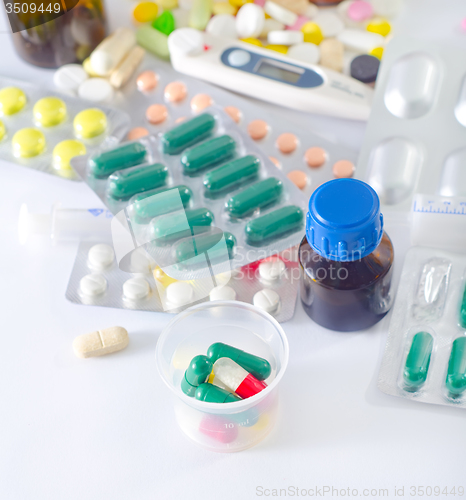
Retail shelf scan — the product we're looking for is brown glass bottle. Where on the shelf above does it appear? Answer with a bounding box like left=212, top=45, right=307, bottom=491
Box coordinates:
left=9, top=0, right=106, bottom=68
left=299, top=179, right=394, bottom=332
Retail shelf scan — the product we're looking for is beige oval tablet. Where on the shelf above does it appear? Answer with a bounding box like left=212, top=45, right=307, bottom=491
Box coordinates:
left=305, top=146, right=327, bottom=167
left=276, top=132, right=298, bottom=154
left=333, top=159, right=355, bottom=178
left=247, top=119, right=269, bottom=140
left=287, top=170, right=308, bottom=189
left=164, top=81, right=188, bottom=102
left=127, top=127, right=149, bottom=140
left=224, top=106, right=242, bottom=123
left=191, top=93, right=213, bottom=112
left=146, top=104, right=168, bottom=124
left=73, top=326, right=129, bottom=358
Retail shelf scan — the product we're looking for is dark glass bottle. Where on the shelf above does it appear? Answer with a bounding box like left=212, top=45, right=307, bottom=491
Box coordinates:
left=8, top=0, right=106, bottom=68
left=299, top=179, right=394, bottom=332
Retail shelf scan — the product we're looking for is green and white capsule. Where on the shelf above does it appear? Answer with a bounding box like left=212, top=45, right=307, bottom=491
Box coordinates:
left=207, top=342, right=271, bottom=381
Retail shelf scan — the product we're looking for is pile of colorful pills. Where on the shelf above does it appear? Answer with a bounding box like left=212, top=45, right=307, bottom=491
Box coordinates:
left=0, top=77, right=129, bottom=178
left=130, top=0, right=401, bottom=84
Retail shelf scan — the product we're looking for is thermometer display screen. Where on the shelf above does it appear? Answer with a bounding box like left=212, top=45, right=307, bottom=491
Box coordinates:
left=256, top=59, right=303, bottom=84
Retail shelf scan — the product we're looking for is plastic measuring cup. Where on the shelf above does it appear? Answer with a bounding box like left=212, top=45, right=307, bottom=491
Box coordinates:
left=156, top=301, right=289, bottom=452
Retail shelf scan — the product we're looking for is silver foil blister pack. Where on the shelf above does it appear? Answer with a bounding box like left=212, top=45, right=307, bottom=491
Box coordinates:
left=378, top=246, right=466, bottom=409
left=71, top=106, right=307, bottom=280
left=0, top=76, right=130, bottom=179
left=65, top=241, right=300, bottom=322
left=357, top=37, right=466, bottom=212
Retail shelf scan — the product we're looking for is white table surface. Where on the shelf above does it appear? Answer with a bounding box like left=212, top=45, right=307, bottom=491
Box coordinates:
left=1, top=2, right=466, bottom=499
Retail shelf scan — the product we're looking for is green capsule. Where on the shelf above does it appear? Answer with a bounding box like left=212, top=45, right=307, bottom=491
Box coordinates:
left=204, top=155, right=261, bottom=195
left=207, top=342, right=271, bottom=381
left=162, top=113, right=216, bottom=155
left=132, top=185, right=192, bottom=222
left=445, top=337, right=466, bottom=397
left=181, top=356, right=213, bottom=397
left=245, top=205, right=304, bottom=246
left=90, top=142, right=147, bottom=178
left=108, top=163, right=168, bottom=200
left=403, top=332, right=433, bottom=391
left=195, top=383, right=241, bottom=403
left=460, top=284, right=466, bottom=329
left=152, top=11, right=175, bottom=35
left=181, top=135, right=236, bottom=175
left=149, top=207, right=214, bottom=244
left=226, top=177, right=283, bottom=218
left=136, top=25, right=170, bottom=60
left=174, top=230, right=236, bottom=264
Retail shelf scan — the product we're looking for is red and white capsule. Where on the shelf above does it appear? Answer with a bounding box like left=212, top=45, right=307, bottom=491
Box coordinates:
left=213, top=358, right=267, bottom=399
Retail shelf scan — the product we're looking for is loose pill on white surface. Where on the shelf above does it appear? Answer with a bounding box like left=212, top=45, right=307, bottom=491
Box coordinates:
left=267, top=30, right=303, bottom=46
left=90, top=28, right=136, bottom=77
left=206, top=14, right=238, bottom=38
left=53, top=64, right=88, bottom=93
left=73, top=326, right=129, bottom=358
left=259, top=18, right=285, bottom=38
left=79, top=273, right=107, bottom=297
left=109, top=45, right=145, bottom=89
left=287, top=42, right=320, bottom=64
left=166, top=281, right=194, bottom=308
left=123, top=277, right=151, bottom=301
left=253, top=289, right=281, bottom=315
left=264, top=1, right=297, bottom=27
left=337, top=29, right=384, bottom=53
left=313, top=11, right=345, bottom=37
left=88, top=243, right=114, bottom=270
left=209, top=285, right=237, bottom=301
left=78, top=78, right=114, bottom=103
left=236, top=4, right=265, bottom=39
left=259, top=259, right=286, bottom=282
left=319, top=38, right=344, bottom=72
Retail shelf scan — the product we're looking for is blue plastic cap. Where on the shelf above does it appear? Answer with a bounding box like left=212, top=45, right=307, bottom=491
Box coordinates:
left=305, top=179, right=384, bottom=261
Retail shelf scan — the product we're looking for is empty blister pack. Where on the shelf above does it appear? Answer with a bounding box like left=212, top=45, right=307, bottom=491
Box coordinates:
left=65, top=241, right=300, bottom=322
left=0, top=76, right=130, bottom=179
left=112, top=59, right=359, bottom=197
left=71, top=107, right=307, bottom=279
left=378, top=247, right=466, bottom=408
left=357, top=37, right=466, bottom=212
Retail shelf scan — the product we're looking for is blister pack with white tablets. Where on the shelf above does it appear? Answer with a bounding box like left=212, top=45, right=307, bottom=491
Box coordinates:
left=0, top=76, right=129, bottom=179
left=378, top=246, right=466, bottom=409
left=65, top=241, right=301, bottom=322
left=71, top=106, right=307, bottom=280
left=357, top=37, right=466, bottom=213
left=112, top=60, right=359, bottom=200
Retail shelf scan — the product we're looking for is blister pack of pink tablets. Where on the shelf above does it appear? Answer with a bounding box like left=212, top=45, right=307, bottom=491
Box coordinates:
left=111, top=60, right=359, bottom=198
left=65, top=240, right=300, bottom=322
left=356, top=37, right=466, bottom=213
left=71, top=105, right=307, bottom=281
left=0, top=76, right=130, bottom=179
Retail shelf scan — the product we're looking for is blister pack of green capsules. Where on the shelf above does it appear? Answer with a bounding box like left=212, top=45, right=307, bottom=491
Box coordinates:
left=71, top=107, right=307, bottom=280
left=378, top=246, right=466, bottom=409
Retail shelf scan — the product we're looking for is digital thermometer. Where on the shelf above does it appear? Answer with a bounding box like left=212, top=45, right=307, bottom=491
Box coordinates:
left=168, top=28, right=373, bottom=121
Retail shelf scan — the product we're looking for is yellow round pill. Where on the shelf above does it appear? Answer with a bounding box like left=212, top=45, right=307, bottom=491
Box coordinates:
left=133, top=1, right=158, bottom=23
left=212, top=2, right=237, bottom=15
left=33, top=97, right=67, bottom=127
left=0, top=120, right=6, bottom=142
left=53, top=139, right=86, bottom=171
left=369, top=47, right=384, bottom=60
left=0, top=87, right=27, bottom=116
left=73, top=108, right=107, bottom=139
left=241, top=38, right=263, bottom=47
left=301, top=22, right=324, bottom=45
left=265, top=44, right=289, bottom=54
left=366, top=18, right=391, bottom=37
left=12, top=128, right=46, bottom=158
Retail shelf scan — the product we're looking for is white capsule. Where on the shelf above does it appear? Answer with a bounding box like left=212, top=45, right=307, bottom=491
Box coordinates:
left=123, top=277, right=150, bottom=301
left=259, top=259, right=286, bottom=282
left=166, top=281, right=194, bottom=308
left=88, top=243, right=114, bottom=270
left=73, top=326, right=129, bottom=358
left=253, top=289, right=280, bottom=315
left=259, top=18, right=285, bottom=38
left=337, top=29, right=385, bottom=53
left=236, top=4, right=265, bottom=39
left=78, top=78, right=114, bottom=103
left=53, top=64, right=88, bottom=93
left=287, top=42, right=320, bottom=64
left=313, top=11, right=345, bottom=37
left=109, top=46, right=145, bottom=89
left=79, top=273, right=107, bottom=297
left=209, top=285, right=237, bottom=301
left=207, top=14, right=238, bottom=38
left=267, top=30, right=303, bottom=46
left=264, top=1, right=297, bottom=26
left=90, top=28, right=136, bottom=77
